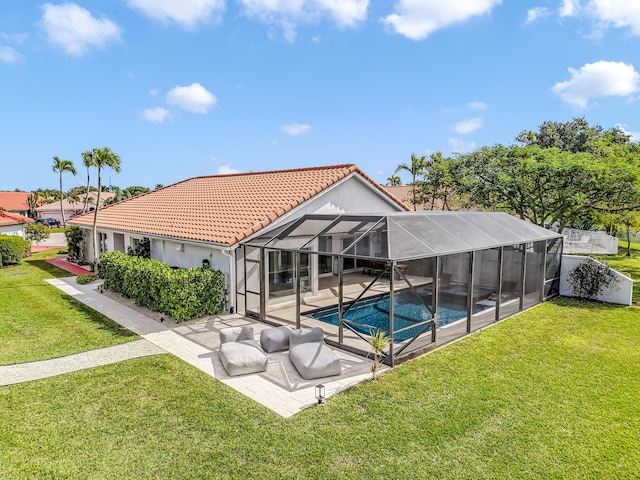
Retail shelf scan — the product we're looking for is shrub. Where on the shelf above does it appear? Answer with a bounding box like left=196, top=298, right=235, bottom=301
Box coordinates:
left=567, top=258, right=619, bottom=300
left=25, top=223, right=50, bottom=244
left=65, top=226, right=86, bottom=264
left=98, top=251, right=225, bottom=321
left=127, top=237, right=150, bottom=259
left=0, top=235, right=31, bottom=266
left=77, top=274, right=97, bottom=284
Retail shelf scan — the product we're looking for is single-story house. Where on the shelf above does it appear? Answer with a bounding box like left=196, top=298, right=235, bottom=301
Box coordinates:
left=0, top=211, right=33, bottom=237
left=69, top=165, right=409, bottom=313
left=69, top=164, right=566, bottom=363
left=0, top=191, right=36, bottom=217
left=37, top=191, right=116, bottom=225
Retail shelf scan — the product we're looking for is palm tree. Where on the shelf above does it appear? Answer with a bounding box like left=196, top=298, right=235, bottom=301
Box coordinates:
left=385, top=174, right=402, bottom=186
left=91, top=147, right=121, bottom=267
left=51, top=156, right=77, bottom=226
left=394, top=153, right=426, bottom=210
left=81, top=150, right=96, bottom=214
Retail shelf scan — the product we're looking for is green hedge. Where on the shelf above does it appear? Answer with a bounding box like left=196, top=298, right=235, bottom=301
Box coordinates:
left=98, top=251, right=225, bottom=321
left=0, top=235, right=31, bottom=266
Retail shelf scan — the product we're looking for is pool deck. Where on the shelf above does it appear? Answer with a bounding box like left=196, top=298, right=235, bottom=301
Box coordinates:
left=46, top=277, right=380, bottom=418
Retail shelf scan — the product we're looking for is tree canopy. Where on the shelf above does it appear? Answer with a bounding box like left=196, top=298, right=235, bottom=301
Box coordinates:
left=399, top=118, right=640, bottom=229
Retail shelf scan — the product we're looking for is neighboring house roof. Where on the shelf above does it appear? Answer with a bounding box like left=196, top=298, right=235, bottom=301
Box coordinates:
left=0, top=191, right=34, bottom=212
left=383, top=186, right=434, bottom=211
left=69, top=164, right=408, bottom=246
left=37, top=192, right=116, bottom=214
left=0, top=211, right=33, bottom=226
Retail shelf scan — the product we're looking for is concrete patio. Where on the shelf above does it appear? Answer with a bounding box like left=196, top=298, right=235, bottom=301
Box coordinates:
left=46, top=277, right=380, bottom=417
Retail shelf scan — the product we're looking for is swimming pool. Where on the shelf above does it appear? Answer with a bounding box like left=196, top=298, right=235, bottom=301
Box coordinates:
left=309, top=291, right=466, bottom=342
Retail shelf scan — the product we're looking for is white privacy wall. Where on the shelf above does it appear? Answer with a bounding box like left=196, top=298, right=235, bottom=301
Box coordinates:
left=560, top=255, right=633, bottom=306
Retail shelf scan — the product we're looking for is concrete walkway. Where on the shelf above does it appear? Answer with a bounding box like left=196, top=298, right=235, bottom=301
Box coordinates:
left=0, top=340, right=165, bottom=386
left=41, top=278, right=378, bottom=417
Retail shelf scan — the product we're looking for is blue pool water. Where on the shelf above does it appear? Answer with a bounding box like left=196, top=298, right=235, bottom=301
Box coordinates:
left=310, top=292, right=466, bottom=342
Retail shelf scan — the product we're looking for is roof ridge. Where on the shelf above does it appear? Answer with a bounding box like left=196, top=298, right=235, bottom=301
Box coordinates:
left=189, top=164, right=357, bottom=181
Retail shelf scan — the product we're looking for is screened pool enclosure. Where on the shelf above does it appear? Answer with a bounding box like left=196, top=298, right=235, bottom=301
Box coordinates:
left=239, top=212, right=563, bottom=366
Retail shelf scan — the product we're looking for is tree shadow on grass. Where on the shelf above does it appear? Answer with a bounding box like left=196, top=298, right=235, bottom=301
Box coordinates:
left=59, top=293, right=139, bottom=339
left=23, top=255, right=75, bottom=279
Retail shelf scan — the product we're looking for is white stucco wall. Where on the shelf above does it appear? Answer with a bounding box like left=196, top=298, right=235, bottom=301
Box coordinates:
left=0, top=225, right=25, bottom=237
left=77, top=173, right=405, bottom=314
left=560, top=255, right=633, bottom=306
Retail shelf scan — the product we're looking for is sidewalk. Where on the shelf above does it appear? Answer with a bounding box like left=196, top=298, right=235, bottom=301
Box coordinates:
left=1, top=340, right=165, bottom=386
left=44, top=277, right=377, bottom=417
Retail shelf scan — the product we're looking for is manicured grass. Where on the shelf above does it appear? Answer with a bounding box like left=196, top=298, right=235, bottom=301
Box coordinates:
left=1, top=298, right=638, bottom=479
left=596, top=241, right=640, bottom=303
left=0, top=250, right=137, bottom=365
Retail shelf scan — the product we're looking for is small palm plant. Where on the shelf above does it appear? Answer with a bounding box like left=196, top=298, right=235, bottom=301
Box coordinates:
left=368, top=329, right=389, bottom=380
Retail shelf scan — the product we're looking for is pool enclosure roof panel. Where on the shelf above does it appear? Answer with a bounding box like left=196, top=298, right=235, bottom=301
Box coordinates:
left=242, top=212, right=562, bottom=261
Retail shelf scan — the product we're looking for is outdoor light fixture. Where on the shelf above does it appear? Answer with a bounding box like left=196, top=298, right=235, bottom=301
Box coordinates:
left=315, top=384, right=325, bottom=405
left=176, top=244, right=184, bottom=252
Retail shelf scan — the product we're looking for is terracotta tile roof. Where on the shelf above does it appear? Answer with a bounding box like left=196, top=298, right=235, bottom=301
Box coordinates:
left=69, top=164, right=408, bottom=246
left=0, top=211, right=33, bottom=226
left=0, top=192, right=34, bottom=212
left=37, top=192, right=116, bottom=213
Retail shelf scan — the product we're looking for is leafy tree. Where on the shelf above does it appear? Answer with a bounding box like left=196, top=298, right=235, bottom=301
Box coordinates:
left=51, top=156, right=76, bottom=226
left=80, top=150, right=97, bottom=213
left=25, top=223, right=50, bottom=244
left=395, top=153, right=427, bottom=210
left=415, top=152, right=458, bottom=210
left=33, top=188, right=61, bottom=204
left=154, top=183, right=164, bottom=190
left=454, top=144, right=640, bottom=228
left=515, top=117, right=604, bottom=153
left=91, top=147, right=121, bottom=267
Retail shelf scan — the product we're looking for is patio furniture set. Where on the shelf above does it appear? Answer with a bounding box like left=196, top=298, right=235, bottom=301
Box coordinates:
left=218, top=325, right=342, bottom=380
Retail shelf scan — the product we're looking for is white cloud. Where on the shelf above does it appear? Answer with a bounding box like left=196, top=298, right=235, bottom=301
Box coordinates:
left=381, top=0, right=502, bottom=40
left=448, top=137, right=476, bottom=153
left=552, top=60, right=640, bottom=108
left=166, top=83, right=217, bottom=113
left=218, top=164, right=241, bottom=175
left=588, top=0, right=640, bottom=35
left=453, top=117, right=483, bottom=134
left=526, top=7, right=550, bottom=24
left=616, top=124, right=640, bottom=143
left=142, top=107, right=170, bottom=123
left=282, top=123, right=312, bottom=135
left=559, top=0, right=578, bottom=17
left=0, top=46, right=24, bottom=63
left=127, top=0, right=225, bottom=29
left=39, top=3, right=121, bottom=56
left=149, top=88, right=158, bottom=97
left=239, top=0, right=368, bottom=42
left=467, top=101, right=487, bottom=110
left=558, top=1, right=640, bottom=36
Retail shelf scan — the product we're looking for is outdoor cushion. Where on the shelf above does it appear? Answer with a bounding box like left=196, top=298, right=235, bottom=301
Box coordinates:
left=260, top=326, right=292, bottom=353
left=289, top=328, right=341, bottom=380
left=219, top=326, right=268, bottom=376
left=290, top=342, right=341, bottom=380
left=289, top=327, right=324, bottom=348
left=220, top=326, right=254, bottom=344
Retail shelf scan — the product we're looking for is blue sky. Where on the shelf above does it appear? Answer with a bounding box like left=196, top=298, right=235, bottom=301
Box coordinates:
left=1, top=0, right=639, bottom=191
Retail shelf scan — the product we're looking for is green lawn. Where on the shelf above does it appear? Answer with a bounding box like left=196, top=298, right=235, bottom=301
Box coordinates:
left=596, top=241, right=640, bottom=303
left=0, top=250, right=137, bottom=365
left=1, top=298, right=638, bottom=479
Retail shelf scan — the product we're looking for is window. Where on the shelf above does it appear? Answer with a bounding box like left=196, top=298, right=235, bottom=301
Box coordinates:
left=98, top=232, right=108, bottom=253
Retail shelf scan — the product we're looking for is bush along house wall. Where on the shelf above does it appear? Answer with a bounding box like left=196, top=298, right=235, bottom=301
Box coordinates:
left=98, top=251, right=225, bottom=321
left=0, top=235, right=31, bottom=266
